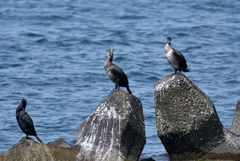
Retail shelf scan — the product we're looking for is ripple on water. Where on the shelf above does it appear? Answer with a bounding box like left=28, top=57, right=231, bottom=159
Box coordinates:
left=1, top=1, right=240, bottom=161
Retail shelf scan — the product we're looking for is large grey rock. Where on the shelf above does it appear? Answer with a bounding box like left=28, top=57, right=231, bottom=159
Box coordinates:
left=230, top=100, right=240, bottom=135
left=154, top=73, right=240, bottom=160
left=75, top=90, right=146, bottom=161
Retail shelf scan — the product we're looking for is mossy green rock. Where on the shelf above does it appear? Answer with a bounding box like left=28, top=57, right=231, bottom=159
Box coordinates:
left=154, top=73, right=240, bottom=160
left=0, top=139, right=78, bottom=161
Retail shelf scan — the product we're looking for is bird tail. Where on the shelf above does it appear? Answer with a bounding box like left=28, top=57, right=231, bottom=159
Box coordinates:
left=126, top=86, right=132, bottom=94
left=35, top=135, right=43, bottom=143
left=183, top=69, right=190, bottom=72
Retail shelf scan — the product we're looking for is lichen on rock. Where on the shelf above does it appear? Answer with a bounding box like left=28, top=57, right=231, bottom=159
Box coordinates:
left=75, top=90, right=146, bottom=161
left=154, top=73, right=240, bottom=160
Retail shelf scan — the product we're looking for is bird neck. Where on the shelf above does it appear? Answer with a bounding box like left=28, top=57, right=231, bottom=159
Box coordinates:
left=16, top=102, right=25, bottom=113
left=164, top=43, right=172, bottom=53
left=108, top=57, right=113, bottom=63
left=16, top=105, right=24, bottom=113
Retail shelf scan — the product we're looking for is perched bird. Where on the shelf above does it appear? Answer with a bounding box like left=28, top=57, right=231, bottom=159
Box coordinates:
left=16, top=98, right=43, bottom=143
left=164, top=37, right=190, bottom=73
left=104, top=47, right=132, bottom=94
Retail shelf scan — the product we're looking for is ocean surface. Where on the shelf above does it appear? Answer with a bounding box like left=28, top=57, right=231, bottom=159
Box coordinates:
left=0, top=0, right=240, bottom=160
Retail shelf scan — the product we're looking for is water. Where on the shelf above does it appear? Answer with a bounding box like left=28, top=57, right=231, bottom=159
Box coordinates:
left=0, top=0, right=240, bottom=160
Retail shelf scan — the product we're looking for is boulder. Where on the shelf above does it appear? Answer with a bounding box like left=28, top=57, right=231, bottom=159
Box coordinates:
left=230, top=100, right=240, bottom=135
left=47, top=139, right=73, bottom=148
left=154, top=73, right=240, bottom=160
left=0, top=138, right=78, bottom=161
left=75, top=90, right=146, bottom=161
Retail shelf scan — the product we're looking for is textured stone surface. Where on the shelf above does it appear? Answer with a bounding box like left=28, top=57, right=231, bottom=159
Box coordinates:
left=75, top=90, right=146, bottom=161
left=47, top=139, right=72, bottom=148
left=0, top=138, right=78, bottom=161
left=230, top=100, right=240, bottom=135
left=154, top=73, right=240, bottom=160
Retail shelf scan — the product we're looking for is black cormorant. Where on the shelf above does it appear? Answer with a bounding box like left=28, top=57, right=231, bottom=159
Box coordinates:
left=16, top=99, right=43, bottom=143
left=104, top=48, right=132, bottom=94
left=164, top=37, right=190, bottom=73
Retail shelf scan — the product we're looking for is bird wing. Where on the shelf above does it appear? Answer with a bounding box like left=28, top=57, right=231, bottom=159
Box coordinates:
left=173, top=48, right=188, bottom=68
left=110, top=64, right=129, bottom=85
left=19, top=111, right=35, bottom=131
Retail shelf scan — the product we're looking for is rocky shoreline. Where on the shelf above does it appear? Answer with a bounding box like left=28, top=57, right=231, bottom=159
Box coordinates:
left=1, top=73, right=240, bottom=161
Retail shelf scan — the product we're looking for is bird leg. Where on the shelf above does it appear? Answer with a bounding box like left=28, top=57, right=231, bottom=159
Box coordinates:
left=117, top=85, right=120, bottom=90
left=25, top=135, right=30, bottom=139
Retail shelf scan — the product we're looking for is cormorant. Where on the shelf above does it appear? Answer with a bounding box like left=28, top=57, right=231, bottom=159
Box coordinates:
left=104, top=47, right=132, bottom=94
left=164, top=37, right=190, bottom=73
left=16, top=98, right=43, bottom=143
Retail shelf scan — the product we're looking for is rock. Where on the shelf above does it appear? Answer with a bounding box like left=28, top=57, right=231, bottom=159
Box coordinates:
left=230, top=100, right=240, bottom=135
left=0, top=138, right=78, bottom=161
left=47, top=139, right=72, bottom=148
left=75, top=90, right=146, bottom=161
left=154, top=73, right=240, bottom=160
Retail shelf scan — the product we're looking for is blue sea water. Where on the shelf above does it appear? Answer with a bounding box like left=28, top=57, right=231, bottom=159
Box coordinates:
left=0, top=0, right=240, bottom=160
